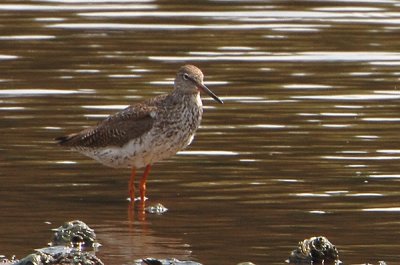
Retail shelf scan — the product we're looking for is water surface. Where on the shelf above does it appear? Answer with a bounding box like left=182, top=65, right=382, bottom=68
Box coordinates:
left=1, top=1, right=400, bottom=264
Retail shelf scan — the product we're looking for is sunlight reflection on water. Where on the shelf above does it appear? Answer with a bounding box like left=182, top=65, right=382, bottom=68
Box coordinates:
left=2, top=0, right=400, bottom=264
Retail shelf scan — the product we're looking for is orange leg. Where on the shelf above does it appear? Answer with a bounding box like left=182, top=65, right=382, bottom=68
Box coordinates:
left=129, top=167, right=136, bottom=202
left=139, top=164, right=151, bottom=202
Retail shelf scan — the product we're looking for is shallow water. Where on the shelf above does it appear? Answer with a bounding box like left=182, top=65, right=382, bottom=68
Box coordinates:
left=1, top=1, right=400, bottom=264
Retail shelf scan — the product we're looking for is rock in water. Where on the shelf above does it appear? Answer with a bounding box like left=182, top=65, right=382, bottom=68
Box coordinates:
left=288, top=236, right=341, bottom=264
left=51, top=220, right=97, bottom=248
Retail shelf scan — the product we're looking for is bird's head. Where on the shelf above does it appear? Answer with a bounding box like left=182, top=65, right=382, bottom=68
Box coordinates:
left=174, top=65, right=223, bottom=104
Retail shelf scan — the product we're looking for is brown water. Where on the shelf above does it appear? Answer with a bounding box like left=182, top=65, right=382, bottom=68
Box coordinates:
left=1, top=1, right=400, bottom=264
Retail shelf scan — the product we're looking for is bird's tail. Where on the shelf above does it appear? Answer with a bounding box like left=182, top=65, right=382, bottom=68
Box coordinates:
left=55, top=133, right=78, bottom=146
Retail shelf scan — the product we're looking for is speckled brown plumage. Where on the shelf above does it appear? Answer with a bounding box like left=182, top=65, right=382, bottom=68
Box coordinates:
left=56, top=65, right=223, bottom=203
left=55, top=101, right=158, bottom=148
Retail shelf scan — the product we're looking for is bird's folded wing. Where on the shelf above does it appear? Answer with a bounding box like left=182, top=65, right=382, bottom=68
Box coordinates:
left=56, top=103, right=156, bottom=148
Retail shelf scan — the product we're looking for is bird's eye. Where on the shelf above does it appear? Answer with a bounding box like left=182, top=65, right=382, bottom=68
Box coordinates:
left=183, top=73, right=189, bottom=80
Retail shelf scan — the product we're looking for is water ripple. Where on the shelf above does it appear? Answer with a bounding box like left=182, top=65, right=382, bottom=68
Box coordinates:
left=0, top=55, right=18, bottom=60
left=292, top=93, right=400, bottom=101
left=362, top=118, right=400, bottom=122
left=0, top=35, right=55, bottom=40
left=0, top=3, right=155, bottom=11
left=48, top=23, right=327, bottom=30
left=363, top=207, right=400, bottom=212
left=283, top=84, right=332, bottom=89
left=178, top=150, right=239, bottom=156
left=323, top=155, right=400, bottom=160
left=0, top=89, right=94, bottom=97
left=369, top=174, right=400, bottom=178
left=149, top=52, right=400, bottom=62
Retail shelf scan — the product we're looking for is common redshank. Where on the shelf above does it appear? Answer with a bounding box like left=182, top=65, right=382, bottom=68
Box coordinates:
left=55, top=65, right=223, bottom=203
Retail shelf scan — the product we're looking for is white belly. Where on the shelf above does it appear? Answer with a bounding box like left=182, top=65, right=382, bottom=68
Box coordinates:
left=77, top=126, right=196, bottom=169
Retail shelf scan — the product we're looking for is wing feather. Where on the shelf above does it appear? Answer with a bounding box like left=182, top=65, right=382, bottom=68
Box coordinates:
left=56, top=103, right=156, bottom=148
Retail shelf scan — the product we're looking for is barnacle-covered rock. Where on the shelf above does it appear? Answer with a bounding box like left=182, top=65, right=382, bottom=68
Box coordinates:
left=12, top=220, right=103, bottom=265
left=15, top=250, right=103, bottom=265
left=51, top=220, right=97, bottom=248
left=0, top=255, right=17, bottom=265
left=288, top=236, right=340, bottom=264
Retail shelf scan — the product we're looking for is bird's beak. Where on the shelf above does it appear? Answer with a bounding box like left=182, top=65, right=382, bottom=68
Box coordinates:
left=194, top=80, right=223, bottom=104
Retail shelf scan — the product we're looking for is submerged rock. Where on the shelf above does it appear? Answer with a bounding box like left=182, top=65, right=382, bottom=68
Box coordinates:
left=288, top=236, right=341, bottom=264
left=145, top=203, right=168, bottom=214
left=136, top=258, right=202, bottom=265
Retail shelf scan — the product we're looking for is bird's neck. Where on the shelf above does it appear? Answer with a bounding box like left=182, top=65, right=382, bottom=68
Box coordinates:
left=171, top=89, right=200, bottom=102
